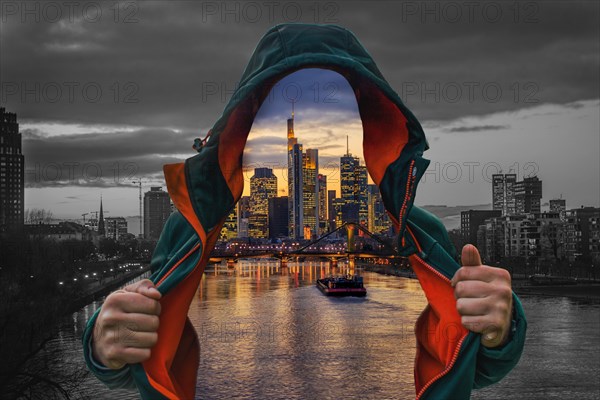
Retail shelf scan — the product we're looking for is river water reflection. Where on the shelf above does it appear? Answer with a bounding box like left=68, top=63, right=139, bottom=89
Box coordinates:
left=56, top=261, right=599, bottom=399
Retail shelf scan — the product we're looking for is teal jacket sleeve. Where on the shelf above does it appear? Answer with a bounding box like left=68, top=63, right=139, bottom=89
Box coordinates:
left=473, top=293, right=527, bottom=388
left=82, top=309, right=137, bottom=389
left=81, top=211, right=185, bottom=390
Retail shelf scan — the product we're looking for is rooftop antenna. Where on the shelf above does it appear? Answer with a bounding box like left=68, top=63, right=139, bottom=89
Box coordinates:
left=346, top=135, right=349, bottom=156
left=291, top=99, right=295, bottom=120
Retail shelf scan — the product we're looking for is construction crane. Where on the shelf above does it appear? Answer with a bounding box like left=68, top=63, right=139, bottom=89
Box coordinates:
left=132, top=180, right=143, bottom=238
left=81, top=213, right=89, bottom=225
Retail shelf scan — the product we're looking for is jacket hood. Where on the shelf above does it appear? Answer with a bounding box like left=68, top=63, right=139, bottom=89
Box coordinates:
left=165, top=23, right=430, bottom=252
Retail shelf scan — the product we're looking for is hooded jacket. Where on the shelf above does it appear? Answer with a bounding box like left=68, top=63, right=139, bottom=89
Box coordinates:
left=82, top=24, right=526, bottom=399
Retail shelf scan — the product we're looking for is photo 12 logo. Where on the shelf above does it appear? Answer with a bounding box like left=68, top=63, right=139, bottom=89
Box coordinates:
left=399, top=1, right=540, bottom=24
left=420, top=161, right=540, bottom=184
left=1, top=81, right=140, bottom=104
left=0, top=1, right=140, bottom=23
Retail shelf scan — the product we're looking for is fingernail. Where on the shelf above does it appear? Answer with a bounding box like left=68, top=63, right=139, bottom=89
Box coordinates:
left=485, top=332, right=498, bottom=341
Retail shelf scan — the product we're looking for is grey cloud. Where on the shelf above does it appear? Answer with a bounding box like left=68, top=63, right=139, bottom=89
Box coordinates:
left=22, top=127, right=195, bottom=187
left=1, top=1, right=597, bottom=129
left=447, top=125, right=509, bottom=133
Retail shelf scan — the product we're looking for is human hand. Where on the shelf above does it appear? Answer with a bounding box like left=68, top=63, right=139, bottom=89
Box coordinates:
left=451, top=244, right=513, bottom=348
left=91, top=279, right=162, bottom=369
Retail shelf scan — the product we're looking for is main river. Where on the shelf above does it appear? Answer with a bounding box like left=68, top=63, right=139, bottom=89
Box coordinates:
left=52, top=261, right=599, bottom=399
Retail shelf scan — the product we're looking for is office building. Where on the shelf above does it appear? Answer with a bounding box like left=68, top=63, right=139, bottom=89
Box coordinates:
left=492, top=173, right=516, bottom=216
left=144, top=187, right=171, bottom=240
left=269, top=196, right=288, bottom=239
left=248, top=168, right=277, bottom=238
left=565, top=207, right=600, bottom=263
left=220, top=205, right=238, bottom=241
left=327, top=190, right=337, bottom=232
left=303, top=148, right=319, bottom=238
left=105, top=217, right=128, bottom=241
left=318, top=174, right=328, bottom=235
left=368, top=184, right=392, bottom=235
left=340, top=145, right=368, bottom=227
left=461, top=209, right=502, bottom=245
left=0, top=107, right=24, bottom=233
left=238, top=196, right=251, bottom=238
left=515, top=176, right=542, bottom=214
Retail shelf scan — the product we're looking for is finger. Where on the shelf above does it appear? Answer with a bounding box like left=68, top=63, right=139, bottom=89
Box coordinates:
left=117, top=347, right=152, bottom=365
left=121, top=331, right=159, bottom=348
left=452, top=265, right=497, bottom=286
left=461, top=244, right=482, bottom=267
left=115, top=292, right=161, bottom=315
left=460, top=315, right=499, bottom=334
left=456, top=298, right=490, bottom=316
left=454, top=280, right=492, bottom=299
left=123, top=313, right=160, bottom=332
left=123, top=279, right=162, bottom=300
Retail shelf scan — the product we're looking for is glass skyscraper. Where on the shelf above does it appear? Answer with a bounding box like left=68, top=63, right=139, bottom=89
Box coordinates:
left=249, top=167, right=277, bottom=238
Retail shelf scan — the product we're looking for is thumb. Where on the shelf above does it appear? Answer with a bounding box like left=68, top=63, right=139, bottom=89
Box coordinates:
left=461, top=244, right=482, bottom=267
left=124, top=278, right=162, bottom=300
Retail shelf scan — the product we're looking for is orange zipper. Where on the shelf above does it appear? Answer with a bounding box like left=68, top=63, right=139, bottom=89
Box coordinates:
left=398, top=160, right=416, bottom=232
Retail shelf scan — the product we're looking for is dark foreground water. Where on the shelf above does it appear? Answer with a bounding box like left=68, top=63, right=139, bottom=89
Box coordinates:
left=47, top=261, right=600, bottom=399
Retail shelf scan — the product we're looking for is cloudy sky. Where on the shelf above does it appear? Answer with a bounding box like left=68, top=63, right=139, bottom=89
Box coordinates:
left=1, top=1, right=598, bottom=231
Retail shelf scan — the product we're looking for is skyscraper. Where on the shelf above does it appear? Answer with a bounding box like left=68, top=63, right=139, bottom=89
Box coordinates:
left=220, top=205, right=238, bottom=241
left=492, top=173, right=517, bottom=216
left=238, top=196, right=251, bottom=238
left=268, top=196, right=288, bottom=239
left=515, top=176, right=542, bottom=214
left=356, top=165, right=368, bottom=227
left=318, top=174, right=327, bottom=235
left=303, top=148, right=319, bottom=238
left=144, top=187, right=171, bottom=240
left=287, top=104, right=304, bottom=239
left=249, top=167, right=277, bottom=238
left=0, top=107, right=24, bottom=233
left=367, top=184, right=391, bottom=234
left=340, top=153, right=359, bottom=223
left=340, top=142, right=368, bottom=227
left=327, top=189, right=337, bottom=232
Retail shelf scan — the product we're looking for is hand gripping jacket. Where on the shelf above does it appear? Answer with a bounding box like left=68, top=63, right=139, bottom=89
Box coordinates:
left=82, top=24, right=526, bottom=399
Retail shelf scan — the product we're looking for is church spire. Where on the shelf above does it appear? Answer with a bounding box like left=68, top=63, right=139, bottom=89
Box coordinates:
left=98, top=195, right=105, bottom=236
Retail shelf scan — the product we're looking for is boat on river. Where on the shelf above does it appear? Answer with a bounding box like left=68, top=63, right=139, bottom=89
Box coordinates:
left=316, top=275, right=366, bottom=297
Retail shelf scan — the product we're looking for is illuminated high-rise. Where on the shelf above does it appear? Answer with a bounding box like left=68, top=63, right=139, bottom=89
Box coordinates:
left=340, top=141, right=368, bottom=227
left=340, top=153, right=359, bottom=223
left=367, top=184, right=392, bottom=234
left=318, top=174, right=327, bottom=235
left=249, top=168, right=277, bottom=238
left=287, top=104, right=304, bottom=239
left=303, top=148, right=319, bottom=239
left=220, top=205, right=238, bottom=241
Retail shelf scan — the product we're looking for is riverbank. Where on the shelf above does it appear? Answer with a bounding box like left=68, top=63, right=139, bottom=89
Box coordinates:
left=69, top=265, right=151, bottom=313
left=513, top=283, right=600, bottom=301
left=361, top=262, right=600, bottom=301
